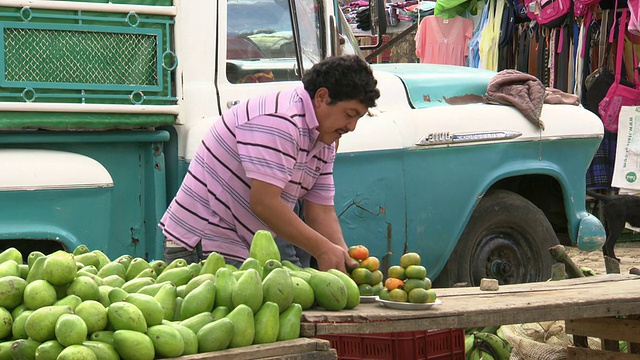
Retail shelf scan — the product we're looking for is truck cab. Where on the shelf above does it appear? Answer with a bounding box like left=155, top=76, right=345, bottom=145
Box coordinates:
left=0, top=0, right=604, bottom=286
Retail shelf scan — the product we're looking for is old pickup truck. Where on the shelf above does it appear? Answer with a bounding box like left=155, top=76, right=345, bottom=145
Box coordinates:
left=0, top=0, right=604, bottom=286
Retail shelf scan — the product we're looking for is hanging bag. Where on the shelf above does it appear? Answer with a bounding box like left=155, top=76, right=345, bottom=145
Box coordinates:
left=598, top=9, right=640, bottom=132
left=629, top=0, right=640, bottom=35
left=536, top=0, right=572, bottom=27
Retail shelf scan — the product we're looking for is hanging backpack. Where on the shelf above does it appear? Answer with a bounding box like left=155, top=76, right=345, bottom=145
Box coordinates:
left=574, top=0, right=600, bottom=17
left=536, top=0, right=572, bottom=27
left=629, top=0, right=640, bottom=35
left=512, top=0, right=532, bottom=21
left=525, top=0, right=539, bottom=20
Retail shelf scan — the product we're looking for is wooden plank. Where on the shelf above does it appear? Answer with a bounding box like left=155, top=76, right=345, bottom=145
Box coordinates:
left=568, top=346, right=640, bottom=359
left=167, top=338, right=333, bottom=360
left=566, top=318, right=640, bottom=343
left=301, top=275, right=640, bottom=336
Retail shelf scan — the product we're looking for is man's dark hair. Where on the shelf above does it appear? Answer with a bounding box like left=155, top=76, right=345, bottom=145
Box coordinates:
left=302, top=55, right=380, bottom=108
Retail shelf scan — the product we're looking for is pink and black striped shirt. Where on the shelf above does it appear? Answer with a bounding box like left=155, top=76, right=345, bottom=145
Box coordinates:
left=159, top=86, right=336, bottom=262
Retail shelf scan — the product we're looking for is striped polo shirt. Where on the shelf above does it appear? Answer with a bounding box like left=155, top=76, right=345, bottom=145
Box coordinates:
left=159, top=86, right=336, bottom=262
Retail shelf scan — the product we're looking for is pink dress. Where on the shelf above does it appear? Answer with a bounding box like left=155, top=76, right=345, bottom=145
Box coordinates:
left=415, top=15, right=474, bottom=66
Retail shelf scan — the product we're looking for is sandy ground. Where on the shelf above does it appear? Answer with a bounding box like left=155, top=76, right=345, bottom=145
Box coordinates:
left=565, top=241, right=640, bottom=275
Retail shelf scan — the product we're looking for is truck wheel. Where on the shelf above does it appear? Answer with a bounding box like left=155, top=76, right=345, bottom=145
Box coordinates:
left=436, top=190, right=557, bottom=287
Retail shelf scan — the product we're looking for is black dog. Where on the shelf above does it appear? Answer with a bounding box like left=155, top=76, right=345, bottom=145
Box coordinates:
left=587, top=190, right=640, bottom=262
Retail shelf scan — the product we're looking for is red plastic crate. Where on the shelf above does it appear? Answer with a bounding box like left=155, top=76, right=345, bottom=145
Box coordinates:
left=316, top=328, right=465, bottom=360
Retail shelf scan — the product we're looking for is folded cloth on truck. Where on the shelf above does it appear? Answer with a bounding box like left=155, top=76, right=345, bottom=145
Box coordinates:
left=483, top=70, right=581, bottom=130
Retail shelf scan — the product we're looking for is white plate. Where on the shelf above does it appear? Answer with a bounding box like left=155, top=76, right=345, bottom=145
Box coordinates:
left=376, top=298, right=442, bottom=310
left=360, top=295, right=378, bottom=303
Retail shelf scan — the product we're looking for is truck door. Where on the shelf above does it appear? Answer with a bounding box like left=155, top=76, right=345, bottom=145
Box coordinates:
left=215, top=0, right=325, bottom=114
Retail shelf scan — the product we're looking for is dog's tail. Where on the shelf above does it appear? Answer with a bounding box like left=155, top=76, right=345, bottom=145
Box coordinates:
left=587, top=190, right=610, bottom=201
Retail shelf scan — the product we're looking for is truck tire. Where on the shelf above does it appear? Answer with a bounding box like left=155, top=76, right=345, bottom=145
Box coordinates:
left=435, top=189, right=557, bottom=287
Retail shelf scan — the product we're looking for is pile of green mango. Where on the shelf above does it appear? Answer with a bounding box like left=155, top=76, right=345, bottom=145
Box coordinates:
left=0, top=230, right=360, bottom=359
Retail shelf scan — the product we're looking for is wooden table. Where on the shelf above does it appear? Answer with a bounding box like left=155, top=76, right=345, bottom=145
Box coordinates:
left=301, top=274, right=640, bottom=359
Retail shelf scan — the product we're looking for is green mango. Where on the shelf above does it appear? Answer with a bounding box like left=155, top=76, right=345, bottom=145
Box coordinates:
left=76, top=271, right=105, bottom=287
left=197, top=318, right=234, bottom=352
left=187, top=262, right=202, bottom=276
left=253, top=301, right=279, bottom=344
left=42, top=251, right=76, bottom=287
left=184, top=274, right=216, bottom=296
left=101, top=275, right=125, bottom=289
left=164, top=322, right=197, bottom=356
left=308, top=272, right=347, bottom=311
left=24, top=305, right=73, bottom=342
left=291, top=276, right=315, bottom=310
left=225, top=304, right=255, bottom=348
left=0, top=247, right=22, bottom=265
left=91, top=250, right=111, bottom=270
left=54, top=314, right=88, bottom=347
left=120, top=277, right=155, bottom=294
left=82, top=340, right=119, bottom=360
left=214, top=267, right=236, bottom=309
left=163, top=258, right=187, bottom=272
left=26, top=256, right=45, bottom=284
left=57, top=345, right=97, bottom=360
left=123, top=293, right=163, bottom=326
left=10, top=339, right=41, bottom=360
left=23, top=279, right=57, bottom=310
left=148, top=260, right=167, bottom=276
left=11, top=310, right=33, bottom=340
left=53, top=294, right=83, bottom=311
left=96, top=262, right=126, bottom=280
left=262, top=268, right=293, bottom=313
left=232, top=268, right=263, bottom=313
left=262, top=259, right=283, bottom=278
left=89, top=331, right=115, bottom=346
left=97, top=286, right=114, bottom=307
left=106, top=302, right=147, bottom=333
left=133, top=268, right=156, bottom=280
left=113, top=255, right=132, bottom=271
left=199, top=252, right=225, bottom=276
left=153, top=283, right=177, bottom=321
left=0, top=276, right=27, bottom=310
left=34, top=339, right=64, bottom=360
left=0, top=260, right=20, bottom=278
left=72, top=245, right=90, bottom=256
left=155, top=267, right=194, bottom=287
left=146, top=325, right=184, bottom=358
left=75, top=252, right=100, bottom=269
left=136, top=283, right=165, bottom=296
left=328, top=269, right=360, bottom=309
left=0, top=341, right=12, bottom=360
left=277, top=303, right=302, bottom=341
left=238, top=257, right=263, bottom=279
left=249, top=230, right=280, bottom=266
left=211, top=305, right=230, bottom=321
left=124, top=258, right=150, bottom=281
left=179, top=311, right=214, bottom=335
left=74, top=300, right=108, bottom=334
left=27, top=251, right=45, bottom=269
left=0, top=307, right=10, bottom=339
left=179, top=280, right=215, bottom=320
left=67, top=276, right=100, bottom=302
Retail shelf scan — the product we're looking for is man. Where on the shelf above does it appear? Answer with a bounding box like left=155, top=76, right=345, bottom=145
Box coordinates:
left=159, top=55, right=380, bottom=273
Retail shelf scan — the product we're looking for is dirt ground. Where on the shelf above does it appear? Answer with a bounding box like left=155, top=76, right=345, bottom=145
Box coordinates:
left=565, top=241, right=640, bottom=275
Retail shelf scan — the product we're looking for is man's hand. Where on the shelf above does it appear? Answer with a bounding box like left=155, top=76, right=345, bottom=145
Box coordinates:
left=314, top=243, right=358, bottom=273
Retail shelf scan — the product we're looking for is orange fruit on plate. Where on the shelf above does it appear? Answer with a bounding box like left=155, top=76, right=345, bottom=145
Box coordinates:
left=384, top=277, right=404, bottom=291
left=387, top=265, right=406, bottom=280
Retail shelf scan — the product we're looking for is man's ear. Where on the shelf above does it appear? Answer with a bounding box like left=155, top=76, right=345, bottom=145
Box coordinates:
left=314, top=87, right=330, bottom=106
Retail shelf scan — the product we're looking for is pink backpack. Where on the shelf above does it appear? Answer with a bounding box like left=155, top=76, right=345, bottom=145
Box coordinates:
left=630, top=0, right=640, bottom=35
left=536, top=0, right=572, bottom=27
left=574, top=0, right=600, bottom=17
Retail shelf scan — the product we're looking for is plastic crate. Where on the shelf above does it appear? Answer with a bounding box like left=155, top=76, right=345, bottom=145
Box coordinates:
left=315, top=328, right=465, bottom=360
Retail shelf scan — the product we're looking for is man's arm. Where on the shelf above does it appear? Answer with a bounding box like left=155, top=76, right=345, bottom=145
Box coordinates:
left=302, top=201, right=349, bottom=251
left=250, top=179, right=353, bottom=272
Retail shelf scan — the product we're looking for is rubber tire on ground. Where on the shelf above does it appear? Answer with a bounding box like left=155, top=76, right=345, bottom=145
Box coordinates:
left=434, top=190, right=557, bottom=287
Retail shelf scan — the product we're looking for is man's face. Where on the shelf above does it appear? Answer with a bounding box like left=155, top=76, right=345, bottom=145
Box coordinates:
left=313, top=87, right=368, bottom=145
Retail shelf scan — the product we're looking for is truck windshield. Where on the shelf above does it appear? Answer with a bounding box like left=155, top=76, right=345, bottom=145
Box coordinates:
left=226, top=0, right=323, bottom=84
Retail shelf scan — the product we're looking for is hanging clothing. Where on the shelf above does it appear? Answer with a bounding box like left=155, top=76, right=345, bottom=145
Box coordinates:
left=415, top=15, right=474, bottom=65
left=468, top=2, right=491, bottom=68
left=479, top=0, right=505, bottom=71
